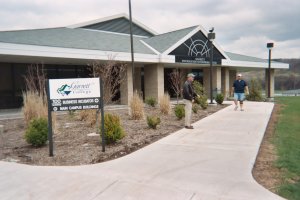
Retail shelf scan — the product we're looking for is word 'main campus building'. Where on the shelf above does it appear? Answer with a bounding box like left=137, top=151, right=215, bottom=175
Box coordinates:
left=0, top=14, right=288, bottom=108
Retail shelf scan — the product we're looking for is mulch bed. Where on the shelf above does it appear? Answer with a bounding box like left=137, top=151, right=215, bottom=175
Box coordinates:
left=0, top=104, right=227, bottom=166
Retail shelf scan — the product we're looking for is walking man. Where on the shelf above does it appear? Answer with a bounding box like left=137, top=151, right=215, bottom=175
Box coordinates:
left=231, top=73, right=249, bottom=111
left=183, top=73, right=197, bottom=129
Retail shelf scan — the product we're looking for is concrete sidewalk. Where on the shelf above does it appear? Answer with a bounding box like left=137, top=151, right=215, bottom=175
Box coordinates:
left=0, top=102, right=285, bottom=200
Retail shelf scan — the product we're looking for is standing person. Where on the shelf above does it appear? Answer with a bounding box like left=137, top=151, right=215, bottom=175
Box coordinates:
left=231, top=73, right=249, bottom=111
left=183, top=73, right=197, bottom=129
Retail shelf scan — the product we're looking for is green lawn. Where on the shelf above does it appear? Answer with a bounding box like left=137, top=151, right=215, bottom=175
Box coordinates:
left=274, top=96, right=300, bottom=200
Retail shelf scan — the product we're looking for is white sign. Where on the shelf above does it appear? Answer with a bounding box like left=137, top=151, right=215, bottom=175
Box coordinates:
left=49, top=78, right=101, bottom=100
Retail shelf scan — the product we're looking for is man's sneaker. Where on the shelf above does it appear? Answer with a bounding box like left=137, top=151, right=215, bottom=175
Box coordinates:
left=185, top=126, right=194, bottom=129
left=234, top=106, right=238, bottom=111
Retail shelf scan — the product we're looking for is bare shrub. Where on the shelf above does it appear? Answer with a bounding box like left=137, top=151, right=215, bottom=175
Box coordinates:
left=90, top=57, right=127, bottom=104
left=159, top=93, right=170, bottom=115
left=22, top=64, right=56, bottom=130
left=130, top=91, right=144, bottom=120
left=169, top=69, right=184, bottom=104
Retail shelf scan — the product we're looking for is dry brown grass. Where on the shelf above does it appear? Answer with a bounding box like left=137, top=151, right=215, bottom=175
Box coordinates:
left=22, top=91, right=47, bottom=126
left=129, top=92, right=144, bottom=120
left=78, top=109, right=100, bottom=127
left=159, top=93, right=171, bottom=115
left=22, top=91, right=57, bottom=132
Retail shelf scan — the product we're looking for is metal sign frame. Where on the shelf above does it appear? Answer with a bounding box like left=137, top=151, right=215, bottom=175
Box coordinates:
left=46, top=78, right=105, bottom=157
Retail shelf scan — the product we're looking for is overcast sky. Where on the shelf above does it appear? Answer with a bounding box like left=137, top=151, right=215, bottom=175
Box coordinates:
left=0, top=0, right=299, bottom=59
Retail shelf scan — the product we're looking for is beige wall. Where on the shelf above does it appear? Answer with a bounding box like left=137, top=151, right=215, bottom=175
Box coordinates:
left=265, top=68, right=275, bottom=97
left=144, top=64, right=164, bottom=101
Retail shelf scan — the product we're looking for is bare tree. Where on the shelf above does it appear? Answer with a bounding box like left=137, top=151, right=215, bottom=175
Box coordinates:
left=169, top=68, right=184, bottom=104
left=91, top=58, right=127, bottom=104
left=24, top=64, right=47, bottom=101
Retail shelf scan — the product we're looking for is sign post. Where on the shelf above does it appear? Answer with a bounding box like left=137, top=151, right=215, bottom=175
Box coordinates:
left=46, top=78, right=104, bottom=157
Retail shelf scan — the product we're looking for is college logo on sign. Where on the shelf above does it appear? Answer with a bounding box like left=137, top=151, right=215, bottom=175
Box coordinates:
left=57, top=84, right=71, bottom=96
left=49, top=78, right=100, bottom=100
left=185, top=39, right=210, bottom=58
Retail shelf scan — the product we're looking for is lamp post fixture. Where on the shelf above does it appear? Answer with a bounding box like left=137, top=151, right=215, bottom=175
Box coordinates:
left=208, top=28, right=215, bottom=104
left=267, top=42, right=274, bottom=99
left=129, top=0, right=135, bottom=92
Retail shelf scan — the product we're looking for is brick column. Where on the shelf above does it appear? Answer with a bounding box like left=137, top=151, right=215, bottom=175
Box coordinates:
left=203, top=66, right=221, bottom=97
left=144, top=64, right=164, bottom=101
left=229, top=70, right=237, bottom=94
left=203, top=68, right=210, bottom=95
left=213, top=66, right=222, bottom=94
left=221, top=67, right=230, bottom=98
left=120, top=64, right=133, bottom=105
left=134, top=67, right=142, bottom=94
left=265, top=68, right=275, bottom=97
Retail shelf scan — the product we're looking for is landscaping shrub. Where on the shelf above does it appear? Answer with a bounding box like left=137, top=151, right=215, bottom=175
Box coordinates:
left=215, top=93, right=224, bottom=105
left=193, top=81, right=205, bottom=95
left=101, top=113, right=125, bottom=144
left=174, top=104, right=185, bottom=120
left=145, top=97, right=157, bottom=107
left=195, top=95, right=208, bottom=109
left=246, top=78, right=263, bottom=101
left=192, top=104, right=200, bottom=113
left=159, top=93, right=170, bottom=115
left=130, top=92, right=144, bottom=120
left=147, top=115, right=161, bottom=129
left=24, top=118, right=48, bottom=147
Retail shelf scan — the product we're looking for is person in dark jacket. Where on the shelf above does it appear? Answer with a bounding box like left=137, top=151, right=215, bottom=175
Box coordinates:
left=231, top=73, right=249, bottom=111
left=183, top=73, right=198, bottom=129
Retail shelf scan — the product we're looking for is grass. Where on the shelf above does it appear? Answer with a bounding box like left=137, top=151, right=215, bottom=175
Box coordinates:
left=130, top=92, right=144, bottom=120
left=274, top=96, right=300, bottom=200
left=159, top=93, right=171, bottom=115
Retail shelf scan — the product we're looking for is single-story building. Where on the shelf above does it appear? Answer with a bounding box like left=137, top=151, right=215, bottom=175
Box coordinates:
left=0, top=13, right=289, bottom=108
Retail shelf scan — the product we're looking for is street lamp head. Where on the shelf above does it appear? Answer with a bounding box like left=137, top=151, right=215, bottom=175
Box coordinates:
left=267, top=42, right=274, bottom=49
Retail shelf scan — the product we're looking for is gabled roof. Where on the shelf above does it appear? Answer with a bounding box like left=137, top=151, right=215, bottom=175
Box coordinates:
left=142, top=26, right=198, bottom=53
left=225, top=52, right=267, bottom=62
left=68, top=13, right=157, bottom=37
left=0, top=27, right=155, bottom=54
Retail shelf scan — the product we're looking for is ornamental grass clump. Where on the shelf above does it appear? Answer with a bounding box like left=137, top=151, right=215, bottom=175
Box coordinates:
left=22, top=91, right=47, bottom=126
left=147, top=115, right=161, bottom=129
left=159, top=93, right=170, bottom=115
left=130, top=92, right=144, bottom=120
left=79, top=109, right=100, bottom=127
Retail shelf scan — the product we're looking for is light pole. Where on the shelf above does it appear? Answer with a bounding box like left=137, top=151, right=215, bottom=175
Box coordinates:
left=267, top=42, right=274, bottom=99
left=129, top=0, right=135, bottom=92
left=208, top=28, right=215, bottom=104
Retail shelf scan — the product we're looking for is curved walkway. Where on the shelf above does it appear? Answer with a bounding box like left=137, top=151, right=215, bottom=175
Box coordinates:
left=0, top=102, right=285, bottom=200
